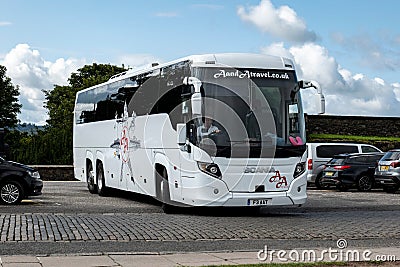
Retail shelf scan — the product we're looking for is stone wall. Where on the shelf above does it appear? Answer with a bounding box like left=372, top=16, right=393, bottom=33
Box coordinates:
left=305, top=114, right=400, bottom=137
left=29, top=165, right=76, bottom=181
left=305, top=114, right=400, bottom=151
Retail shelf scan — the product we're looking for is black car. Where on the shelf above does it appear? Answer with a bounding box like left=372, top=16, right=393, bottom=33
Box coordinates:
left=0, top=156, right=43, bottom=204
left=321, top=153, right=384, bottom=191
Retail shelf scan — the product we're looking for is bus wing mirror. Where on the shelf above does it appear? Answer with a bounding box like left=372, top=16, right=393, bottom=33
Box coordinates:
left=299, top=80, right=326, bottom=114
left=191, top=92, right=202, bottom=117
left=177, top=123, right=187, bottom=145
left=316, top=93, right=325, bottom=114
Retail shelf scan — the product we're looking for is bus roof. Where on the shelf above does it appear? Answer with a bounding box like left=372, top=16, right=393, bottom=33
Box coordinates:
left=78, top=53, right=295, bottom=94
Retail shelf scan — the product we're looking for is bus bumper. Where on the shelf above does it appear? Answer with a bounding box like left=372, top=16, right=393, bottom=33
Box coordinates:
left=179, top=172, right=307, bottom=207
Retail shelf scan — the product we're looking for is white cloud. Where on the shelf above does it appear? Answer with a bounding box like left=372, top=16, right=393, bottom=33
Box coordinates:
left=1, top=44, right=86, bottom=125
left=154, top=12, right=178, bottom=18
left=260, top=42, right=293, bottom=60
left=261, top=42, right=400, bottom=116
left=237, top=0, right=316, bottom=43
left=393, top=83, right=400, bottom=102
left=331, top=32, right=400, bottom=71
left=0, top=21, right=12, bottom=26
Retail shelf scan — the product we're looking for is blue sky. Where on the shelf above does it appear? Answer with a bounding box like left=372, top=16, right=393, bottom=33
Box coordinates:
left=1, top=0, right=399, bottom=124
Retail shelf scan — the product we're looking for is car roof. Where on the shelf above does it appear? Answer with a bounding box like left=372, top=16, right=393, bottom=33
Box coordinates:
left=334, top=152, right=384, bottom=158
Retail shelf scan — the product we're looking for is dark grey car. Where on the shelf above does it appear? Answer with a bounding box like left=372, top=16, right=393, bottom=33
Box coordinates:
left=0, top=156, right=43, bottom=204
left=374, top=149, right=400, bottom=193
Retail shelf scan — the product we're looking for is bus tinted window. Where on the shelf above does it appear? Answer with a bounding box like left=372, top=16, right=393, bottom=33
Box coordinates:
left=76, top=78, right=138, bottom=124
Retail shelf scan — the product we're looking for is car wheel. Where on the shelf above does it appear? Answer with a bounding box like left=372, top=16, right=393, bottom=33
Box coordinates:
left=383, top=186, right=399, bottom=193
left=315, top=174, right=330, bottom=189
left=96, top=163, right=108, bottom=196
left=87, top=162, right=97, bottom=194
left=0, top=181, right=24, bottom=205
left=357, top=175, right=373, bottom=192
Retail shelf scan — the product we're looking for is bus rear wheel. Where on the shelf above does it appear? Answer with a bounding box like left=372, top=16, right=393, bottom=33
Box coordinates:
left=87, top=162, right=97, bottom=194
left=96, top=163, right=108, bottom=196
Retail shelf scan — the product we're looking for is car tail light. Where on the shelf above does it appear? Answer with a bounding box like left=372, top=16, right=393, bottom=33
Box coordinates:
left=334, top=165, right=351, bottom=170
left=390, top=161, right=400, bottom=168
left=307, top=159, right=312, bottom=170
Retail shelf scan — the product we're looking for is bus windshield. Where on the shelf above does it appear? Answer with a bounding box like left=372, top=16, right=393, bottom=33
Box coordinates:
left=191, top=67, right=305, bottom=158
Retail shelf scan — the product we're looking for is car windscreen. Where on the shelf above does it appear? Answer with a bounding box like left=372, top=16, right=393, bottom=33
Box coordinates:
left=381, top=151, right=400, bottom=161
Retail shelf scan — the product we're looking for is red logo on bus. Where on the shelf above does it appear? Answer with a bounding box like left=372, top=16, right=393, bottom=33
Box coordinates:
left=120, top=126, right=129, bottom=162
left=269, top=171, right=288, bottom=188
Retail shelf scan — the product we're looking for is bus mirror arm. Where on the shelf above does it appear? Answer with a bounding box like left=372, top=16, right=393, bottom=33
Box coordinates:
left=183, top=77, right=202, bottom=93
left=177, top=123, right=192, bottom=153
left=177, top=123, right=187, bottom=146
left=298, top=80, right=326, bottom=114
left=183, top=77, right=203, bottom=117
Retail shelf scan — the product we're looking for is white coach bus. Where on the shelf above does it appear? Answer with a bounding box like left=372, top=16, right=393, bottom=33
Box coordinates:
left=73, top=53, right=325, bottom=212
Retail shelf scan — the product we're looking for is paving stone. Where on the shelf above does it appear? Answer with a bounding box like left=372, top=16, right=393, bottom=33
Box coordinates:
left=0, top=211, right=398, bottom=243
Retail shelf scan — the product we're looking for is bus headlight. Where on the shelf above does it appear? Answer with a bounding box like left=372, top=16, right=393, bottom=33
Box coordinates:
left=293, top=162, right=305, bottom=178
left=197, top=162, right=222, bottom=179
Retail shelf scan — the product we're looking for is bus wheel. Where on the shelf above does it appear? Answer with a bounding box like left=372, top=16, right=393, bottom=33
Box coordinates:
left=160, top=169, right=175, bottom=214
left=87, top=162, right=97, bottom=194
left=96, top=163, right=108, bottom=196
left=155, top=168, right=163, bottom=202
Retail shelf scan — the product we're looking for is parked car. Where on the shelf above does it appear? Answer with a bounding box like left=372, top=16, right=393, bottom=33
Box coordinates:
left=320, top=152, right=384, bottom=191
left=307, top=143, right=382, bottom=189
left=0, top=156, right=43, bottom=204
left=374, top=149, right=400, bottom=193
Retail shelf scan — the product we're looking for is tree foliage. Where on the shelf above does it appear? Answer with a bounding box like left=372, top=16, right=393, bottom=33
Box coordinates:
left=7, top=63, right=126, bottom=165
left=0, top=65, right=21, bottom=128
left=44, top=63, right=126, bottom=129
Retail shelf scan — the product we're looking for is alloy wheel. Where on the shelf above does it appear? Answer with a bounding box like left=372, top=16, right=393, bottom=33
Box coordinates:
left=1, top=183, right=20, bottom=204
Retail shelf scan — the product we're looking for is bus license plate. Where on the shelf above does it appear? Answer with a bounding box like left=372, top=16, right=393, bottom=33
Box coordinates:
left=380, top=166, right=389, bottom=171
left=248, top=199, right=269, bottom=206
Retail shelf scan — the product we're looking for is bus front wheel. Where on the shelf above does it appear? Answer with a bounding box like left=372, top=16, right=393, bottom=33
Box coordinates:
left=160, top=168, right=175, bottom=214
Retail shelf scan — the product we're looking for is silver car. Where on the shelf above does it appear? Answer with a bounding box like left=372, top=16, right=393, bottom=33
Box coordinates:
left=374, top=149, right=400, bottom=193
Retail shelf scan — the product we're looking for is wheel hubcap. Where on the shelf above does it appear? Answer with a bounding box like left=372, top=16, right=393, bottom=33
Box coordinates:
left=1, top=184, right=19, bottom=204
left=360, top=177, right=371, bottom=190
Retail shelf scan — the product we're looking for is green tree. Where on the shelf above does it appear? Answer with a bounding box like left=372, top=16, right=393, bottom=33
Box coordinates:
left=44, top=63, right=126, bottom=129
left=6, top=63, right=126, bottom=164
left=40, top=63, right=126, bottom=164
left=0, top=65, right=21, bottom=128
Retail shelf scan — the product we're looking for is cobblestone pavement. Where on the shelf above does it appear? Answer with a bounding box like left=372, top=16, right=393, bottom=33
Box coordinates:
left=0, top=182, right=399, bottom=256
left=0, top=210, right=399, bottom=242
